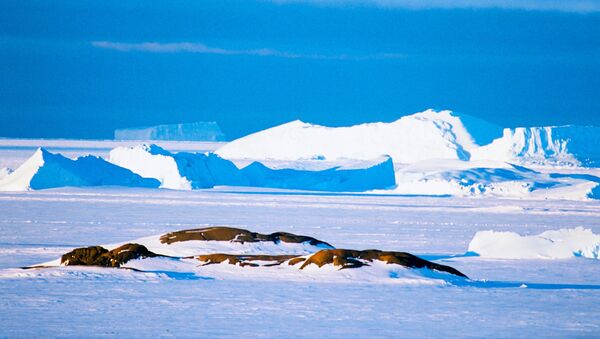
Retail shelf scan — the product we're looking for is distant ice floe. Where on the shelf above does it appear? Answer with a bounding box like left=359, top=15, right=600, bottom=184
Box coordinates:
left=468, top=227, right=600, bottom=259
left=114, top=121, right=227, bottom=142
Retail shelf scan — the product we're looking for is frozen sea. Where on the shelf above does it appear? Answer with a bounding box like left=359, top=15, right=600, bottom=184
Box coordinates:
left=0, top=140, right=599, bottom=337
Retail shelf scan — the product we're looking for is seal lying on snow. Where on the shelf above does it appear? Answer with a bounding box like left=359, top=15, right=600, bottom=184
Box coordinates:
left=55, top=227, right=467, bottom=278
left=61, top=243, right=160, bottom=268
left=159, top=226, right=333, bottom=248
left=197, top=249, right=467, bottom=278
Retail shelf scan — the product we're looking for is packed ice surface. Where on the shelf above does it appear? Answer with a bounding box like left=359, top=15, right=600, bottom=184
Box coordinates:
left=389, top=159, right=600, bottom=200
left=468, top=227, right=600, bottom=259
left=110, top=144, right=396, bottom=192
left=0, top=148, right=159, bottom=191
left=1, top=187, right=600, bottom=337
left=114, top=121, right=227, bottom=141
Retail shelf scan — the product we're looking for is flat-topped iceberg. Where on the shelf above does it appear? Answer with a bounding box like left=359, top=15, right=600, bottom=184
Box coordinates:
left=114, top=121, right=226, bottom=141
left=109, top=144, right=244, bottom=190
left=239, top=157, right=395, bottom=192
left=0, top=148, right=160, bottom=191
left=110, top=144, right=396, bottom=192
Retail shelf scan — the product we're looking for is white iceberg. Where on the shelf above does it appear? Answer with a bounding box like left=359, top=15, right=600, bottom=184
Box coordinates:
left=0, top=148, right=160, bottom=191
left=215, top=109, right=502, bottom=164
left=109, top=144, right=245, bottom=190
left=110, top=144, right=396, bottom=192
left=114, top=121, right=226, bottom=141
left=471, top=125, right=600, bottom=167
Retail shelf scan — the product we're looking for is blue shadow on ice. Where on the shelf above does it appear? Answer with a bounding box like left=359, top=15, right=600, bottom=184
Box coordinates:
left=457, top=280, right=600, bottom=290
left=141, top=270, right=214, bottom=281
left=419, top=252, right=600, bottom=290
left=419, top=252, right=480, bottom=261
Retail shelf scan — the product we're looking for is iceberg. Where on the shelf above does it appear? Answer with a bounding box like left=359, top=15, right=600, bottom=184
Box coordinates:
left=109, top=144, right=246, bottom=189
left=240, top=157, right=395, bottom=192
left=110, top=144, right=395, bottom=192
left=114, top=121, right=227, bottom=141
left=216, top=110, right=600, bottom=169
left=215, top=110, right=503, bottom=164
left=471, top=125, right=600, bottom=167
left=0, top=148, right=160, bottom=191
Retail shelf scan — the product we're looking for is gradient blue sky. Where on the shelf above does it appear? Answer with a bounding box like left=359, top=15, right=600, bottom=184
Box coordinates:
left=1, top=0, right=599, bottom=139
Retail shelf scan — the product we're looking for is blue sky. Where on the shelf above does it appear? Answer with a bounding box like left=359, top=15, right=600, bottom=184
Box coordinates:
left=1, top=0, right=599, bottom=139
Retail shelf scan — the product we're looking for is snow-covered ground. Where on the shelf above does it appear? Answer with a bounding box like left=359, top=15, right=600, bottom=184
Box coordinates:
left=1, top=121, right=600, bottom=336
left=1, top=185, right=600, bottom=336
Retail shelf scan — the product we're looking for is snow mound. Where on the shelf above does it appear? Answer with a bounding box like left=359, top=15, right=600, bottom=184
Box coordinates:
left=114, top=121, right=226, bottom=141
left=216, top=109, right=502, bottom=164
left=471, top=125, right=600, bottom=167
left=0, top=148, right=160, bottom=191
left=468, top=227, right=600, bottom=259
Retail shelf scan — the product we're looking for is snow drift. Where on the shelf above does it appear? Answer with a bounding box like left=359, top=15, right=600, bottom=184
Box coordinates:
left=216, top=110, right=502, bottom=164
left=114, top=121, right=226, bottom=141
left=110, top=144, right=396, bottom=192
left=468, top=227, right=600, bottom=259
left=0, top=148, right=160, bottom=191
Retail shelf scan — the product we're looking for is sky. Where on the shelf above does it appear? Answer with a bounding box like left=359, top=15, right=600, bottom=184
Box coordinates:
left=1, top=0, right=599, bottom=140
